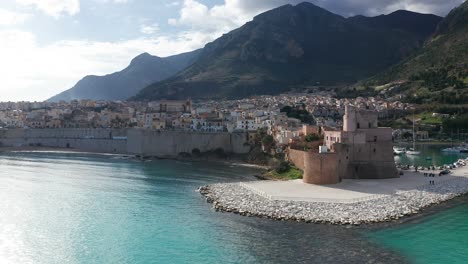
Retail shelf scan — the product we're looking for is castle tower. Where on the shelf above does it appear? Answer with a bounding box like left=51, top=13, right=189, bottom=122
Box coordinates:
left=343, top=105, right=356, bottom=132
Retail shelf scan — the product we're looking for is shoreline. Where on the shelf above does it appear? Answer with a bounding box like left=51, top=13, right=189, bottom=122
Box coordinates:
left=199, top=166, right=468, bottom=225
left=0, top=146, right=267, bottom=170
left=395, top=141, right=466, bottom=145
left=4, top=146, right=468, bottom=226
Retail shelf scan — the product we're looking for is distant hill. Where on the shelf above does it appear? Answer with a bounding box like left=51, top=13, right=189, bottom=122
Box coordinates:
left=134, top=2, right=441, bottom=101
left=362, top=1, right=468, bottom=104
left=48, top=49, right=201, bottom=102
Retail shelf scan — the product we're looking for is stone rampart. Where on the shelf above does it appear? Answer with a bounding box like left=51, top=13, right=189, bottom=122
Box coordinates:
left=287, top=148, right=306, bottom=170
left=127, top=129, right=250, bottom=156
left=0, top=128, right=250, bottom=157
left=303, top=152, right=340, bottom=184
left=288, top=148, right=341, bottom=185
left=0, top=128, right=128, bottom=153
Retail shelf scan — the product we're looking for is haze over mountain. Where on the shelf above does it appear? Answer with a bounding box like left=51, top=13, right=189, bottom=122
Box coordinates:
left=134, top=2, right=441, bottom=101
left=48, top=49, right=201, bottom=102
left=363, top=0, right=468, bottom=104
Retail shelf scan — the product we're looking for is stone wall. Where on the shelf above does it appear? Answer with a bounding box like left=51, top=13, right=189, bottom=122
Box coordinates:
left=336, top=141, right=398, bottom=179
left=0, top=128, right=250, bottom=157
left=288, top=148, right=341, bottom=185
left=0, top=128, right=128, bottom=153
left=303, top=151, right=340, bottom=184
left=288, top=141, right=397, bottom=184
left=127, top=129, right=250, bottom=157
left=287, top=148, right=306, bottom=170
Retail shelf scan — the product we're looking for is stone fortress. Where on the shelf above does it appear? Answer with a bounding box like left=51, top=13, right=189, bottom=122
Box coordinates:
left=288, top=105, right=398, bottom=184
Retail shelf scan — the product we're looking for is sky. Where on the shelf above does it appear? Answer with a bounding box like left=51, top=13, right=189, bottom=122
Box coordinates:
left=0, top=0, right=464, bottom=102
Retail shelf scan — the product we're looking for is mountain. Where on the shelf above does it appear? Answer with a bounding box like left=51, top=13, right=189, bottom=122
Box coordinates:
left=362, top=1, right=468, bottom=104
left=48, top=49, right=201, bottom=102
left=134, top=2, right=441, bottom=101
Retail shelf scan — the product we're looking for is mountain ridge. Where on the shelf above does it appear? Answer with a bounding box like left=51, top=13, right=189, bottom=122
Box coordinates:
left=48, top=49, right=201, bottom=102
left=134, top=2, right=442, bottom=101
left=361, top=0, right=468, bottom=104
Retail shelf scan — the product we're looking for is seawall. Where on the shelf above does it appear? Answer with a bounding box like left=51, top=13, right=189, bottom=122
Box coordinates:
left=0, top=128, right=250, bottom=157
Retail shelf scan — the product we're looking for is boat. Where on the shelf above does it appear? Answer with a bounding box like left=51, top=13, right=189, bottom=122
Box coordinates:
left=407, top=148, right=421, bottom=155
left=393, top=147, right=406, bottom=155
left=406, top=116, right=420, bottom=155
left=442, top=147, right=460, bottom=153
left=441, top=145, right=468, bottom=153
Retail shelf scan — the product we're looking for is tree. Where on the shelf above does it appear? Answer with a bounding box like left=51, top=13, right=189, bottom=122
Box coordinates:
left=261, top=135, right=274, bottom=152
left=305, top=133, right=320, bottom=142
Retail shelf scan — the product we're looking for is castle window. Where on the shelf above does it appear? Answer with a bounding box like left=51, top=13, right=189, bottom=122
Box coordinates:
left=374, top=136, right=377, bottom=142
left=357, top=123, right=360, bottom=129
left=369, top=122, right=371, bottom=128
left=373, top=148, right=376, bottom=153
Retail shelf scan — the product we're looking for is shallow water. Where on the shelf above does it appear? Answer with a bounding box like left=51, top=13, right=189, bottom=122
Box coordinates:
left=370, top=196, right=468, bottom=264
left=0, top=152, right=408, bottom=264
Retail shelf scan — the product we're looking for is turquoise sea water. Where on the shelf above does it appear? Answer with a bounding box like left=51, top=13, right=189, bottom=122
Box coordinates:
left=370, top=198, right=468, bottom=264
left=0, top=151, right=406, bottom=264
left=0, top=151, right=467, bottom=263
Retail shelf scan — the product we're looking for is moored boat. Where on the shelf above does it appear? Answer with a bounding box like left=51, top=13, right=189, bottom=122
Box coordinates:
left=407, top=148, right=421, bottom=155
left=393, top=147, right=406, bottom=155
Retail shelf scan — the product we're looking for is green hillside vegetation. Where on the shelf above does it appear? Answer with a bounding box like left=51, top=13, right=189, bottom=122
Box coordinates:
left=135, top=3, right=441, bottom=101
left=280, top=106, right=315, bottom=124
left=443, top=114, right=468, bottom=130
left=362, top=1, right=468, bottom=105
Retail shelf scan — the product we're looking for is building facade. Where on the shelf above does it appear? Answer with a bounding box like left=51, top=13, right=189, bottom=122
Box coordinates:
left=289, top=105, right=398, bottom=185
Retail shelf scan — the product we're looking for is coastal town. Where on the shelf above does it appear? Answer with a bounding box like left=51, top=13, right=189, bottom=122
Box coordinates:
left=1, top=0, right=467, bottom=262
left=1, top=94, right=467, bottom=225
left=0, top=93, right=411, bottom=135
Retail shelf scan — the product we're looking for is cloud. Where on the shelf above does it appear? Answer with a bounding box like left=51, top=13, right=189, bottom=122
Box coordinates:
left=164, top=0, right=464, bottom=65
left=2, top=0, right=463, bottom=101
left=209, top=0, right=464, bottom=17
left=97, top=0, right=130, bottom=3
left=15, top=0, right=80, bottom=18
left=0, top=29, right=210, bottom=101
left=0, top=8, right=31, bottom=25
left=140, top=23, right=160, bottom=34
left=169, top=0, right=463, bottom=30
left=310, top=0, right=464, bottom=16
left=166, top=0, right=263, bottom=49
left=168, top=0, right=260, bottom=32
left=166, top=1, right=180, bottom=7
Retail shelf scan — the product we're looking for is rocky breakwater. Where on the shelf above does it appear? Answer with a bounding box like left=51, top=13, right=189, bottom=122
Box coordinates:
left=198, top=177, right=468, bottom=225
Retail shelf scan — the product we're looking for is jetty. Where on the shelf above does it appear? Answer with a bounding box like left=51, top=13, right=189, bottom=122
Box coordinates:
left=199, top=164, right=468, bottom=225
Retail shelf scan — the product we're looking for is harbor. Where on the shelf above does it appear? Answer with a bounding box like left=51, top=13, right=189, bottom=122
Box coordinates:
left=394, top=143, right=468, bottom=168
